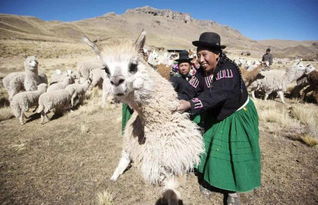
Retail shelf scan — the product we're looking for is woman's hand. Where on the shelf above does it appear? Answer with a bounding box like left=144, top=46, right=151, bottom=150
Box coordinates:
left=177, top=100, right=191, bottom=113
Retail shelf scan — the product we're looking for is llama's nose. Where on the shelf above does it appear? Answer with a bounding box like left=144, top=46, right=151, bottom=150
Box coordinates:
left=110, top=76, right=125, bottom=86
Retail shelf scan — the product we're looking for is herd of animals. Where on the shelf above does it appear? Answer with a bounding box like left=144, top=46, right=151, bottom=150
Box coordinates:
left=1, top=31, right=318, bottom=204
left=2, top=56, right=110, bottom=124
left=1, top=46, right=317, bottom=126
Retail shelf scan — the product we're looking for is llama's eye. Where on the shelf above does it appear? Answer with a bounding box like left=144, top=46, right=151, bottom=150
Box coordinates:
left=103, top=65, right=110, bottom=75
left=129, top=62, right=138, bottom=74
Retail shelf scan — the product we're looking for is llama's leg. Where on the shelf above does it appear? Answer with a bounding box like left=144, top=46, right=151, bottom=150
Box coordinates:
left=251, top=90, right=256, bottom=99
left=110, top=150, right=131, bottom=181
left=40, top=111, right=44, bottom=124
left=41, top=111, right=49, bottom=124
left=162, top=177, right=180, bottom=205
left=264, top=92, right=270, bottom=101
left=19, top=112, right=25, bottom=125
left=278, top=91, right=285, bottom=104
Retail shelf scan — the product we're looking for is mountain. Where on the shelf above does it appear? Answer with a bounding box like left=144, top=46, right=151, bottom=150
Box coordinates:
left=0, top=6, right=317, bottom=59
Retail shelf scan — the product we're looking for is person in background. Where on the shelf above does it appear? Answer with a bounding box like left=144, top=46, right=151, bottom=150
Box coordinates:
left=262, top=48, right=273, bottom=66
left=177, top=32, right=261, bottom=205
left=170, top=50, right=198, bottom=101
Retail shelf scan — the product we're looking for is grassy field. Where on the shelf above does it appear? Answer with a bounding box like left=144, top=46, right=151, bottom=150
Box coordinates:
left=0, top=39, right=317, bottom=205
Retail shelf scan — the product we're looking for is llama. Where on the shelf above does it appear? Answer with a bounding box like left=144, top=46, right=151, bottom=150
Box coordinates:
left=10, top=83, right=48, bottom=125
left=3, top=56, right=47, bottom=101
left=83, top=31, right=203, bottom=204
left=291, top=68, right=318, bottom=103
left=240, top=61, right=268, bottom=87
left=249, top=60, right=315, bottom=103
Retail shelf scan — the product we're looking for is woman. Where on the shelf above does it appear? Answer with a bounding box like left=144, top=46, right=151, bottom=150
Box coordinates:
left=178, top=32, right=261, bottom=205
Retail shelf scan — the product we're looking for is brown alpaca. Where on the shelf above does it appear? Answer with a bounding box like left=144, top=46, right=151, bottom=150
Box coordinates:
left=156, top=64, right=172, bottom=80
left=240, top=62, right=267, bottom=87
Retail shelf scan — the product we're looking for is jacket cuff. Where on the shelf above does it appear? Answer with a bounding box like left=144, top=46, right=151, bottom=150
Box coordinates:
left=190, top=97, right=203, bottom=114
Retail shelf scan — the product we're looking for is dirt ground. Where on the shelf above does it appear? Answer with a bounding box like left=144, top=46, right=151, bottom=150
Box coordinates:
left=0, top=101, right=317, bottom=205
left=0, top=39, right=317, bottom=205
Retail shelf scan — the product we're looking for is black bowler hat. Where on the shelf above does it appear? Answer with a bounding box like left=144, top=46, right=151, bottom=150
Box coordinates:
left=192, top=32, right=226, bottom=49
left=175, top=50, right=193, bottom=63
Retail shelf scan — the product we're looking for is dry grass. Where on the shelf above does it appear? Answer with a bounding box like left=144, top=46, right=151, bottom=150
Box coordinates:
left=96, top=190, right=114, bottom=205
left=289, top=103, right=318, bottom=146
left=9, top=142, right=26, bottom=152
left=0, top=39, right=89, bottom=58
left=254, top=98, right=318, bottom=146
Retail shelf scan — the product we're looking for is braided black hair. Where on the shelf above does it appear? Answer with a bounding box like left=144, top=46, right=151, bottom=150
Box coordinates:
left=218, top=53, right=245, bottom=94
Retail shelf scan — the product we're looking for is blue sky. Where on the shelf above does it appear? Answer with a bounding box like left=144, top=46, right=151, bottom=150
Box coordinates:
left=0, top=0, right=317, bottom=41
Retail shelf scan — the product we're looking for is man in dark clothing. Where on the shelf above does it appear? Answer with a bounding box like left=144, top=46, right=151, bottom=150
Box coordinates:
left=170, top=50, right=199, bottom=100
left=262, top=48, right=273, bottom=66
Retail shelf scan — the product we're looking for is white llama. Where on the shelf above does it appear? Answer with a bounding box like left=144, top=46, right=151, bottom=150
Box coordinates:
left=83, top=31, right=203, bottom=204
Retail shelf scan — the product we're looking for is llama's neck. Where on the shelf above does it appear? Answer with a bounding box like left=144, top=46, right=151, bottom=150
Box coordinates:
left=25, top=67, right=38, bottom=76
left=284, top=66, right=304, bottom=84
left=127, top=81, right=179, bottom=124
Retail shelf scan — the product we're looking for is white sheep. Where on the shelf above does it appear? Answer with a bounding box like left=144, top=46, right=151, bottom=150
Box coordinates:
left=10, top=83, right=48, bottom=125
left=88, top=68, right=114, bottom=106
left=83, top=31, right=204, bottom=204
left=249, top=60, right=316, bottom=103
left=37, top=86, right=76, bottom=123
left=77, top=60, right=104, bottom=80
left=66, top=79, right=91, bottom=107
left=2, top=56, right=47, bottom=101
left=50, top=69, right=80, bottom=85
left=101, top=74, right=112, bottom=107
left=47, top=76, right=74, bottom=92
left=89, top=68, right=105, bottom=89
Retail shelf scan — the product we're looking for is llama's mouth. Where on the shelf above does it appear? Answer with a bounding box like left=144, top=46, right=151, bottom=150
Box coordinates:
left=115, top=93, right=124, bottom=97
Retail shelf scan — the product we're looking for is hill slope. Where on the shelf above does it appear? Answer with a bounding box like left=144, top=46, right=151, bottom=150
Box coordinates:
left=0, top=6, right=317, bottom=58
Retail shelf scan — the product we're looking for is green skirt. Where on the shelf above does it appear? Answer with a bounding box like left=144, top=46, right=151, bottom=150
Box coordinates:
left=197, top=99, right=261, bottom=192
left=122, top=104, right=134, bottom=133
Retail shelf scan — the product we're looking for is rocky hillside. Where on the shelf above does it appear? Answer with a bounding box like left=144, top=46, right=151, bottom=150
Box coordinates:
left=0, top=6, right=317, bottom=59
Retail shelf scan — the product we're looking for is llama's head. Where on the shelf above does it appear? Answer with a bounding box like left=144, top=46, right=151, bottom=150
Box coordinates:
left=24, top=56, right=38, bottom=71
left=288, top=60, right=315, bottom=80
left=304, top=64, right=316, bottom=74
left=147, top=50, right=159, bottom=66
left=83, top=31, right=152, bottom=102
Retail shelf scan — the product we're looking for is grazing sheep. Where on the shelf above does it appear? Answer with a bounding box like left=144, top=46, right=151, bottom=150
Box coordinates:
left=249, top=60, right=315, bottom=103
left=89, top=68, right=105, bottom=89
left=2, top=56, right=47, bottom=101
left=50, top=69, right=80, bottom=85
left=10, top=83, right=47, bottom=125
left=66, top=79, right=91, bottom=107
left=47, top=76, right=74, bottom=92
left=101, top=73, right=112, bottom=107
left=83, top=31, right=203, bottom=204
left=77, top=60, right=104, bottom=80
left=37, top=86, right=76, bottom=123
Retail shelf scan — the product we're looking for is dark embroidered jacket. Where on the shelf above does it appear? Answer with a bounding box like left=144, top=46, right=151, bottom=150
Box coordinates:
left=189, top=54, right=248, bottom=121
left=170, top=73, right=199, bottom=101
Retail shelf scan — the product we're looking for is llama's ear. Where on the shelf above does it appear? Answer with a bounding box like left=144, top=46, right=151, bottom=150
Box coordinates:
left=82, top=35, right=105, bottom=64
left=134, top=30, right=146, bottom=54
